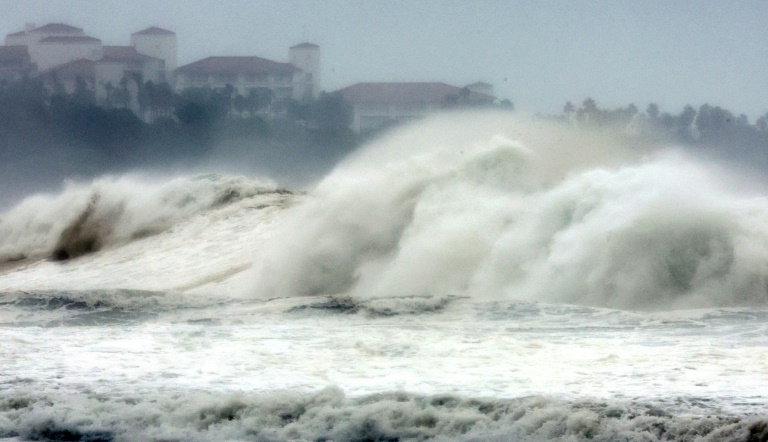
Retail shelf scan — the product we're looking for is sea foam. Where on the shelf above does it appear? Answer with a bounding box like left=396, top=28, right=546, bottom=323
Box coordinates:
left=0, top=174, right=276, bottom=262
left=244, top=111, right=768, bottom=310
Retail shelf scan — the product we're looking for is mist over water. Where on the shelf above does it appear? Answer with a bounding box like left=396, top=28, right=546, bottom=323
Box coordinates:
left=244, top=111, right=768, bottom=311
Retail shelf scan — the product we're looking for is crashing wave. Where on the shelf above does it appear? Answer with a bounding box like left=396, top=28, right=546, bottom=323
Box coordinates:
left=244, top=112, right=768, bottom=310
left=1, top=387, right=766, bottom=441
left=0, top=174, right=287, bottom=262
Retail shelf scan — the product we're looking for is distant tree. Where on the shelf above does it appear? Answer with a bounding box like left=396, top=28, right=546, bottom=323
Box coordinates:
left=676, top=105, right=697, bottom=140
left=113, top=77, right=130, bottom=108
left=610, top=104, right=638, bottom=126
left=659, top=112, right=675, bottom=130
left=696, top=104, right=735, bottom=137
left=582, top=98, right=598, bottom=113
left=153, top=82, right=176, bottom=118
left=72, top=76, right=95, bottom=107
left=312, top=91, right=352, bottom=134
left=287, top=97, right=312, bottom=122
left=50, top=73, right=65, bottom=98
left=577, top=97, right=599, bottom=125
left=104, top=81, right=115, bottom=107
left=756, top=114, right=768, bottom=132
left=646, top=103, right=660, bottom=121
left=138, top=80, right=173, bottom=119
left=139, top=80, right=155, bottom=115
left=233, top=94, right=246, bottom=116
left=176, top=101, right=211, bottom=127
left=220, top=83, right=235, bottom=116
left=246, top=87, right=274, bottom=115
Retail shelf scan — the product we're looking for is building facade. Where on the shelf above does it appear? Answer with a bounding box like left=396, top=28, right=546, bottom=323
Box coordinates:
left=130, top=27, right=177, bottom=80
left=5, top=23, right=103, bottom=72
left=289, top=43, right=320, bottom=99
left=174, top=43, right=320, bottom=102
left=2, top=23, right=175, bottom=120
left=5, top=23, right=84, bottom=47
left=32, top=36, right=103, bottom=71
left=339, top=82, right=496, bottom=132
left=37, top=58, right=96, bottom=94
left=95, top=46, right=165, bottom=113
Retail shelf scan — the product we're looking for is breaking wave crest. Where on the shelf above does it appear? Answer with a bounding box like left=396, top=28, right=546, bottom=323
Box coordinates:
left=0, top=174, right=279, bottom=262
left=246, top=112, right=768, bottom=310
left=1, top=388, right=766, bottom=441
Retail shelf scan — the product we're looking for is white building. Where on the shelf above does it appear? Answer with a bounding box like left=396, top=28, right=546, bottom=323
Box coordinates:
left=339, top=82, right=496, bottom=132
left=32, top=36, right=103, bottom=71
left=174, top=43, right=320, bottom=101
left=289, top=43, right=320, bottom=99
left=95, top=46, right=165, bottom=111
left=3, top=23, right=175, bottom=119
left=37, top=58, right=96, bottom=94
left=5, top=23, right=103, bottom=71
left=5, top=22, right=83, bottom=46
left=131, top=27, right=177, bottom=81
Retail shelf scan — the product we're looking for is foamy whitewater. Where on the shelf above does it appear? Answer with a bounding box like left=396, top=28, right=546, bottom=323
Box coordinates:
left=1, top=112, right=768, bottom=441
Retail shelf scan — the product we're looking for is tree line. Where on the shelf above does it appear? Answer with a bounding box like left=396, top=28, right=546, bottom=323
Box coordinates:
left=557, top=98, right=768, bottom=168
left=3, top=73, right=766, bottom=175
left=0, top=75, right=356, bottom=172
left=560, top=98, right=768, bottom=144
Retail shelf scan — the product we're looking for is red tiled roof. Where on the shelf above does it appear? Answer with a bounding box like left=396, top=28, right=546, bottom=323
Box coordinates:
left=101, top=46, right=158, bottom=62
left=31, top=23, right=83, bottom=34
left=176, top=56, right=297, bottom=75
left=0, top=45, right=30, bottom=60
left=39, top=36, right=101, bottom=44
left=132, top=26, right=175, bottom=36
left=339, top=82, right=472, bottom=104
left=290, top=42, right=319, bottom=49
left=38, top=58, right=95, bottom=79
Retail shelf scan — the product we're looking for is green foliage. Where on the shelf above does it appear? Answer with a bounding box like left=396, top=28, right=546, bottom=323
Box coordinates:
left=0, top=78, right=363, bottom=175
left=558, top=97, right=768, bottom=169
left=312, top=91, right=352, bottom=134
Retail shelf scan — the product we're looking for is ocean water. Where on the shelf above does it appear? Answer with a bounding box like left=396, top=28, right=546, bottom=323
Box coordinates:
left=1, top=112, right=767, bottom=441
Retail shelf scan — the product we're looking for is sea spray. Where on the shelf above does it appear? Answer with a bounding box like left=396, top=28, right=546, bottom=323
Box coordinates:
left=0, top=174, right=276, bottom=262
left=469, top=154, right=768, bottom=310
left=245, top=111, right=768, bottom=310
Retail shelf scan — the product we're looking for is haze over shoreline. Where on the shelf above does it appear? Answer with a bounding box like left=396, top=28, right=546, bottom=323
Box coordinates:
left=1, top=0, right=767, bottom=118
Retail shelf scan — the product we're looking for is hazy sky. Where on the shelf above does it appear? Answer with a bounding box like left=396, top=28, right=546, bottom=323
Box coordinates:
left=2, top=0, right=767, bottom=118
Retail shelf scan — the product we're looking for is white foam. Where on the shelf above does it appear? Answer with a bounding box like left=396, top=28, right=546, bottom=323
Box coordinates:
left=0, top=180, right=297, bottom=296
left=243, top=112, right=768, bottom=310
left=0, top=173, right=276, bottom=262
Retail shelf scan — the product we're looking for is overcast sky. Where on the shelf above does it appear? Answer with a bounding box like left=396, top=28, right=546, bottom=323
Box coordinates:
left=2, top=0, right=767, bottom=118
